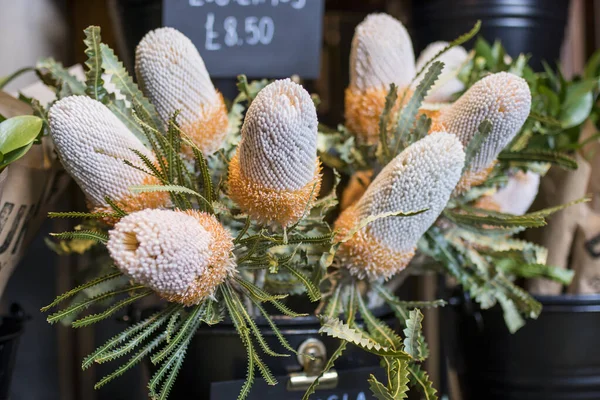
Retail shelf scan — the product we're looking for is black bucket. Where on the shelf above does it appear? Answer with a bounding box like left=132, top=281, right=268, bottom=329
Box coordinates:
left=410, top=0, right=570, bottom=71
left=443, top=293, right=600, bottom=400
left=143, top=306, right=394, bottom=399
left=0, top=305, right=26, bottom=400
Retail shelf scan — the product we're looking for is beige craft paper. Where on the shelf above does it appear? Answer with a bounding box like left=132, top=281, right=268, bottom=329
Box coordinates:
left=526, top=152, right=591, bottom=295
left=0, top=91, right=69, bottom=297
left=568, top=208, right=600, bottom=294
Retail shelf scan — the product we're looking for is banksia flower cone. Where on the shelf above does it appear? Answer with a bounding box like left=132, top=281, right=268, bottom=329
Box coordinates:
left=415, top=42, right=468, bottom=103
left=335, top=132, right=465, bottom=280
left=135, top=27, right=228, bottom=155
left=48, top=96, right=169, bottom=215
left=228, top=79, right=322, bottom=228
left=346, top=13, right=416, bottom=145
left=440, top=72, right=531, bottom=192
left=107, top=209, right=235, bottom=305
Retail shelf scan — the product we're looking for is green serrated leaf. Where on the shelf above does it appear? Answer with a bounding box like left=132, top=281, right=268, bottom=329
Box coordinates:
left=83, top=26, right=108, bottom=102
left=319, top=316, right=409, bottom=358
left=369, top=374, right=395, bottom=400
left=100, top=43, right=162, bottom=131
left=464, top=119, right=492, bottom=173
left=408, top=364, right=438, bottom=400
left=392, top=62, right=444, bottom=157
left=42, top=270, right=123, bottom=312
left=36, top=58, right=85, bottom=94
left=339, top=209, right=427, bottom=243
left=50, top=230, right=109, bottom=244
left=403, top=309, right=425, bottom=360
left=72, top=288, right=152, bottom=328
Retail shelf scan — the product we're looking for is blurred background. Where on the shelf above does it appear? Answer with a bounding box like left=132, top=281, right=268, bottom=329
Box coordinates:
left=0, top=0, right=597, bottom=399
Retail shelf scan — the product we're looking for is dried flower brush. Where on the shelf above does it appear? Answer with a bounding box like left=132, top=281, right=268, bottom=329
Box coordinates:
left=135, top=27, right=228, bottom=155
left=335, top=131, right=465, bottom=280
left=228, top=78, right=322, bottom=228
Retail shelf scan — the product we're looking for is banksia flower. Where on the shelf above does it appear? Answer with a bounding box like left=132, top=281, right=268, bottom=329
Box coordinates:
left=48, top=96, right=169, bottom=215
left=228, top=79, right=322, bottom=228
left=107, top=209, right=235, bottom=305
left=135, top=27, right=228, bottom=155
left=415, top=42, right=468, bottom=103
left=345, top=13, right=416, bottom=145
left=439, top=72, right=531, bottom=192
left=476, top=171, right=540, bottom=215
left=335, top=132, right=465, bottom=280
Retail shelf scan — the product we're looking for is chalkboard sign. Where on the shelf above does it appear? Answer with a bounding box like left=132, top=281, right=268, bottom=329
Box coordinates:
left=163, top=0, right=324, bottom=79
left=210, top=366, right=383, bottom=400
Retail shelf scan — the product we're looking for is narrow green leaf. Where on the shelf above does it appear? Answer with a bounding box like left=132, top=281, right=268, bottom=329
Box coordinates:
left=339, top=209, right=427, bottom=243
left=464, top=119, right=492, bottom=173
left=85, top=305, right=179, bottom=368
left=94, top=331, right=167, bottom=389
left=0, top=67, right=34, bottom=90
left=498, top=149, right=578, bottom=169
left=42, top=270, right=123, bottom=312
left=301, top=341, right=347, bottom=400
left=392, top=62, right=444, bottom=156
left=48, top=211, right=118, bottom=219
left=378, top=83, right=398, bottom=161
left=357, top=291, right=402, bottom=349
left=50, top=230, right=108, bottom=244
left=72, top=289, right=152, bottom=328
left=151, top=304, right=204, bottom=365
left=282, top=264, right=321, bottom=302
left=47, top=285, right=144, bottom=324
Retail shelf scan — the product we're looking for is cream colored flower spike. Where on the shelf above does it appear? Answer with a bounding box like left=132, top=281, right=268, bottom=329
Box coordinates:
left=335, top=132, right=465, bottom=280
left=228, top=78, right=322, bottom=227
left=345, top=13, right=416, bottom=145
left=107, top=209, right=235, bottom=306
left=440, top=72, right=531, bottom=192
left=415, top=42, right=468, bottom=103
left=49, top=96, right=168, bottom=215
left=135, top=27, right=228, bottom=154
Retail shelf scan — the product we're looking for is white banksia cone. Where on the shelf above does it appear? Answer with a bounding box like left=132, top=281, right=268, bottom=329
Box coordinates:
left=335, top=132, right=465, bottom=280
left=476, top=171, right=540, bottom=215
left=48, top=95, right=169, bottom=215
left=345, top=13, right=416, bottom=145
left=107, top=209, right=235, bottom=305
left=439, top=72, right=531, bottom=192
left=415, top=42, right=469, bottom=103
left=135, top=27, right=228, bottom=155
left=228, top=79, right=322, bottom=227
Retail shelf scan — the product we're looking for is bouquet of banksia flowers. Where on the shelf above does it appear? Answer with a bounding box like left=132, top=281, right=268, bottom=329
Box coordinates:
left=23, top=14, right=582, bottom=400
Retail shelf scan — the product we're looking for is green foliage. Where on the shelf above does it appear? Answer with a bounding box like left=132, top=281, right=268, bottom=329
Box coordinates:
left=408, top=364, right=438, bottom=400
left=36, top=58, right=86, bottom=95
left=0, top=67, right=34, bottom=90
left=0, top=115, right=43, bottom=169
left=464, top=120, right=492, bottom=172
left=50, top=230, right=109, bottom=244
left=83, top=26, right=108, bottom=102
left=403, top=309, right=425, bottom=361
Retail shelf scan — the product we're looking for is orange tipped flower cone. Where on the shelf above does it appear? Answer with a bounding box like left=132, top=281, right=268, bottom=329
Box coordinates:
left=228, top=79, right=322, bottom=228
left=439, top=72, right=531, bottom=192
left=135, top=27, right=228, bottom=155
left=107, top=209, right=235, bottom=305
left=48, top=95, right=169, bottom=215
left=345, top=13, right=416, bottom=145
left=335, top=131, right=465, bottom=280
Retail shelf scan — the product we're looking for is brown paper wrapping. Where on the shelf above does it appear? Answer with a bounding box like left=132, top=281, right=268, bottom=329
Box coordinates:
left=526, top=152, right=591, bottom=295
left=0, top=91, right=69, bottom=297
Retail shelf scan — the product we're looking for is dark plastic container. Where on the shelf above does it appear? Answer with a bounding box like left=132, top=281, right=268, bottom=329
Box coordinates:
left=0, top=305, right=26, bottom=400
left=444, top=293, right=600, bottom=400
left=410, top=0, right=570, bottom=71
left=143, top=306, right=394, bottom=398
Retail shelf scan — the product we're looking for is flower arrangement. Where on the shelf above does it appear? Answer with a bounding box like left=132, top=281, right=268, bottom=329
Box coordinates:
left=21, top=14, right=582, bottom=400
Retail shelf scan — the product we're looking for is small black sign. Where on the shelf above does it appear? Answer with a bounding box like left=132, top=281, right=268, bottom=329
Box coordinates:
left=163, top=0, right=324, bottom=79
left=210, top=366, right=383, bottom=399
